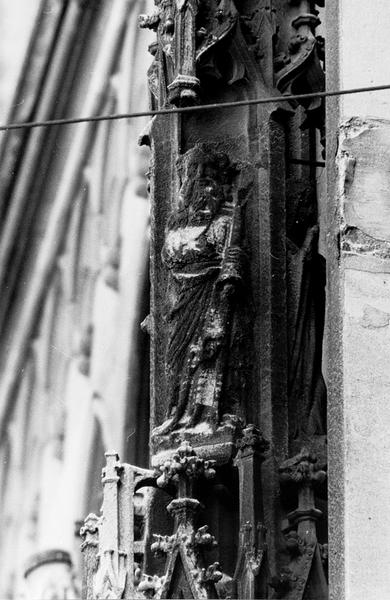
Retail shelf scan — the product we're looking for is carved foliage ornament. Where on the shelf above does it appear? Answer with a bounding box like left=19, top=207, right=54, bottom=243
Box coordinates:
left=80, top=453, right=155, bottom=600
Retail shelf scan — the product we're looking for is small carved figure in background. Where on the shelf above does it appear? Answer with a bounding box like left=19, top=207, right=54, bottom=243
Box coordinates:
left=153, top=145, right=252, bottom=436
left=286, top=182, right=327, bottom=441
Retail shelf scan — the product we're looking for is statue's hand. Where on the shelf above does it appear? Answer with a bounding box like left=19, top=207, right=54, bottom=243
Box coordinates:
left=220, top=283, right=235, bottom=301
left=201, top=337, right=223, bottom=361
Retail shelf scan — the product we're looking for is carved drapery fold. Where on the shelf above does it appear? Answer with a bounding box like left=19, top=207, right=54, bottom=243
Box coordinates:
left=233, top=426, right=270, bottom=599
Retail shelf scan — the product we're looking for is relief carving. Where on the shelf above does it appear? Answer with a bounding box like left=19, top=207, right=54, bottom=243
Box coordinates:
left=153, top=145, right=253, bottom=437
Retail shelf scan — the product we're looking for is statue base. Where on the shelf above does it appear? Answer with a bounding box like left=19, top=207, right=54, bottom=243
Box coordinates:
left=151, top=414, right=244, bottom=467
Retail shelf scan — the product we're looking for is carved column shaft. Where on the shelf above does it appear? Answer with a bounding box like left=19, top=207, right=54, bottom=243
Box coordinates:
left=234, top=426, right=269, bottom=599
left=235, top=426, right=269, bottom=531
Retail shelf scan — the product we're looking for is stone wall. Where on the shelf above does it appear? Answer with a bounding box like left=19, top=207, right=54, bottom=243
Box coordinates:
left=327, top=1, right=390, bottom=598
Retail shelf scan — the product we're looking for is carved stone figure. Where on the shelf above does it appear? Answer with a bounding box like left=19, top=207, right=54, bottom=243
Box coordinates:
left=286, top=182, right=327, bottom=441
left=153, top=145, right=252, bottom=436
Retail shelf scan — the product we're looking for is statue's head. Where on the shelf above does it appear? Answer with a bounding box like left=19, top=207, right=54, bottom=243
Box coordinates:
left=174, top=145, right=239, bottom=226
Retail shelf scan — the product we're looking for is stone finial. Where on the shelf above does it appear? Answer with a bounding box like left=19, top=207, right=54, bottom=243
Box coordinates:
left=82, top=454, right=155, bottom=600
left=279, top=448, right=326, bottom=487
left=101, top=451, right=123, bottom=484
left=156, top=441, right=216, bottom=488
left=80, top=513, right=100, bottom=551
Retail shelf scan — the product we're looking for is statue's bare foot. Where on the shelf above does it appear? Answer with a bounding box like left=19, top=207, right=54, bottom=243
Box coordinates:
left=152, top=417, right=176, bottom=437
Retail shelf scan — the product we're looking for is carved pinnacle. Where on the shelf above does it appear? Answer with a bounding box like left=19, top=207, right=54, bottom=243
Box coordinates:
left=80, top=513, right=100, bottom=551
left=156, top=441, right=216, bottom=489
left=280, top=449, right=326, bottom=542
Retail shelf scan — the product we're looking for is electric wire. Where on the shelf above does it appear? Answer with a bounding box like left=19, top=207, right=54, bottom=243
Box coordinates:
left=0, top=83, right=390, bottom=132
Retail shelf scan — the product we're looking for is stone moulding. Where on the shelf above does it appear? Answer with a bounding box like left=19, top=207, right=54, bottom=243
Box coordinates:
left=24, top=549, right=73, bottom=579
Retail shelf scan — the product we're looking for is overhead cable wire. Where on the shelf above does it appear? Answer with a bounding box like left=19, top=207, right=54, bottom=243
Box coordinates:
left=1, top=83, right=390, bottom=132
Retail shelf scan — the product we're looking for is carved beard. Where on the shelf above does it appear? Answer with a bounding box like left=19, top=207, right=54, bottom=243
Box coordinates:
left=181, top=178, right=225, bottom=226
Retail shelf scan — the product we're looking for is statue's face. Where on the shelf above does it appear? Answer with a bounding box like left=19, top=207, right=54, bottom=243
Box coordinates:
left=180, top=161, right=224, bottom=223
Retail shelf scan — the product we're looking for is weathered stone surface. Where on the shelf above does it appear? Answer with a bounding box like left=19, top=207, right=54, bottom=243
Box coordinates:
left=138, top=0, right=328, bottom=596
left=342, top=267, right=390, bottom=599
left=330, top=22, right=390, bottom=593
left=77, top=1, right=329, bottom=598
left=341, top=119, right=390, bottom=245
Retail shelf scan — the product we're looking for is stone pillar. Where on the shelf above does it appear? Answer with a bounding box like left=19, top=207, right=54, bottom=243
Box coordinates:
left=327, top=1, right=390, bottom=598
